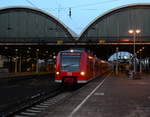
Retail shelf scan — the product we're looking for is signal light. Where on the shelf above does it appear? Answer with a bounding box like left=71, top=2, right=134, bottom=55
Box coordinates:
left=56, top=72, right=59, bottom=75
left=80, top=72, right=85, bottom=76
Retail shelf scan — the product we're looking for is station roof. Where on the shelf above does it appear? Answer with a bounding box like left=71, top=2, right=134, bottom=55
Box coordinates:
left=79, top=4, right=150, bottom=44
left=0, top=6, right=77, bottom=43
left=1, top=5, right=150, bottom=60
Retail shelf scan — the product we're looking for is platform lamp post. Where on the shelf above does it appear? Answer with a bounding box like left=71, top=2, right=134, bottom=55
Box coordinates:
left=15, top=49, right=18, bottom=73
left=128, top=29, right=141, bottom=74
left=36, top=49, right=39, bottom=73
left=139, top=49, right=143, bottom=73
left=116, top=47, right=119, bottom=75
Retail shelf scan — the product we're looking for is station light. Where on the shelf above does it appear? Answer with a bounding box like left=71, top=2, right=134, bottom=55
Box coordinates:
left=128, top=29, right=141, bottom=74
left=88, top=56, right=93, bottom=59
left=128, top=29, right=141, bottom=34
left=128, top=30, right=134, bottom=34
left=70, top=49, right=74, bottom=53
left=15, top=49, right=18, bottom=52
left=124, top=56, right=127, bottom=59
left=53, top=56, right=56, bottom=59
left=135, top=29, right=141, bottom=34
left=80, top=72, right=85, bottom=76
left=56, top=72, right=59, bottom=75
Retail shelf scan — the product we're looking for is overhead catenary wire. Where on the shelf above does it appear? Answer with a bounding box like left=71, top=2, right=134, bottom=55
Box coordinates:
left=66, top=0, right=120, bottom=19
left=24, top=0, right=122, bottom=30
left=23, top=0, right=123, bottom=19
left=68, top=0, right=120, bottom=8
left=25, top=0, right=38, bottom=8
left=34, top=0, right=121, bottom=11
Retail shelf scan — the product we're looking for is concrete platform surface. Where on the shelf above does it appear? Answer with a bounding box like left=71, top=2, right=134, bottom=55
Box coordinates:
left=0, top=72, right=51, bottom=78
left=44, top=73, right=150, bottom=117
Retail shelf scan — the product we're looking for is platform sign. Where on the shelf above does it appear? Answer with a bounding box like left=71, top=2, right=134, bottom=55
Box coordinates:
left=99, top=40, right=105, bottom=43
left=62, top=53, right=80, bottom=55
left=57, top=40, right=63, bottom=45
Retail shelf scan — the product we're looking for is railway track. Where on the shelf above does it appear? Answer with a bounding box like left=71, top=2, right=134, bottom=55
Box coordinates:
left=13, top=90, right=72, bottom=117
left=0, top=75, right=82, bottom=117
left=3, top=84, right=84, bottom=117
left=1, top=87, right=63, bottom=117
left=3, top=86, right=81, bottom=117
left=12, top=84, right=83, bottom=117
left=0, top=73, right=61, bottom=117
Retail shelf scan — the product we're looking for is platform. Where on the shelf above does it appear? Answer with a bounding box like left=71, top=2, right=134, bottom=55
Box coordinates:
left=44, top=73, right=150, bottom=117
left=0, top=72, right=52, bottom=79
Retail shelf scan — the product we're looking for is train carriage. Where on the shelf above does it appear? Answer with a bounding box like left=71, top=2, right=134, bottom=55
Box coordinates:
left=55, top=49, right=110, bottom=84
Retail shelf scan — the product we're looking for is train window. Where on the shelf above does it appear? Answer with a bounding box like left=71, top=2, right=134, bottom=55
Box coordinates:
left=60, top=54, right=80, bottom=72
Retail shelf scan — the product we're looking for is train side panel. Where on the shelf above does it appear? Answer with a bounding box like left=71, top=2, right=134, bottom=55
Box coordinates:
left=77, top=51, right=88, bottom=83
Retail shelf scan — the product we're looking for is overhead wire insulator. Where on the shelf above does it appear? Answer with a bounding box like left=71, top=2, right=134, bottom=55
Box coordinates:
left=69, top=8, right=72, bottom=18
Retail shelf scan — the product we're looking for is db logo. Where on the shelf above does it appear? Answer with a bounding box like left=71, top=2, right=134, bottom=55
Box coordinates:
left=67, top=72, right=72, bottom=75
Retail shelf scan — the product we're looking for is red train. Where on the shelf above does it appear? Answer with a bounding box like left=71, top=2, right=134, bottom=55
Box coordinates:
left=55, top=49, right=110, bottom=84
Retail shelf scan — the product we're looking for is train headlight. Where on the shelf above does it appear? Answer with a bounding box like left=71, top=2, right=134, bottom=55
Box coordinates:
left=56, top=72, right=59, bottom=75
left=80, top=72, right=85, bottom=76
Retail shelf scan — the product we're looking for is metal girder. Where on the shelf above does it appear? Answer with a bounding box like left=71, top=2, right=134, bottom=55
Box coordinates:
left=0, top=42, right=150, bottom=45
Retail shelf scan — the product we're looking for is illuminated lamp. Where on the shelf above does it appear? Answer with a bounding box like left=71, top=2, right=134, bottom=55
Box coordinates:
left=80, top=72, right=85, bottom=76
left=56, top=72, right=59, bottom=75
left=70, top=49, right=74, bottom=53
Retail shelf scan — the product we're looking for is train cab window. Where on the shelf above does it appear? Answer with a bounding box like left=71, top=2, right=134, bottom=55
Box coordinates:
left=61, top=54, right=80, bottom=72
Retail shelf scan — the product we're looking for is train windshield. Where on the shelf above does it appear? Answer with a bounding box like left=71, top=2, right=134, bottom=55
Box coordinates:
left=61, top=54, right=80, bottom=72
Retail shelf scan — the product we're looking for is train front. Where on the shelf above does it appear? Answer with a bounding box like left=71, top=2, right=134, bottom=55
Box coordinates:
left=55, top=49, right=87, bottom=84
